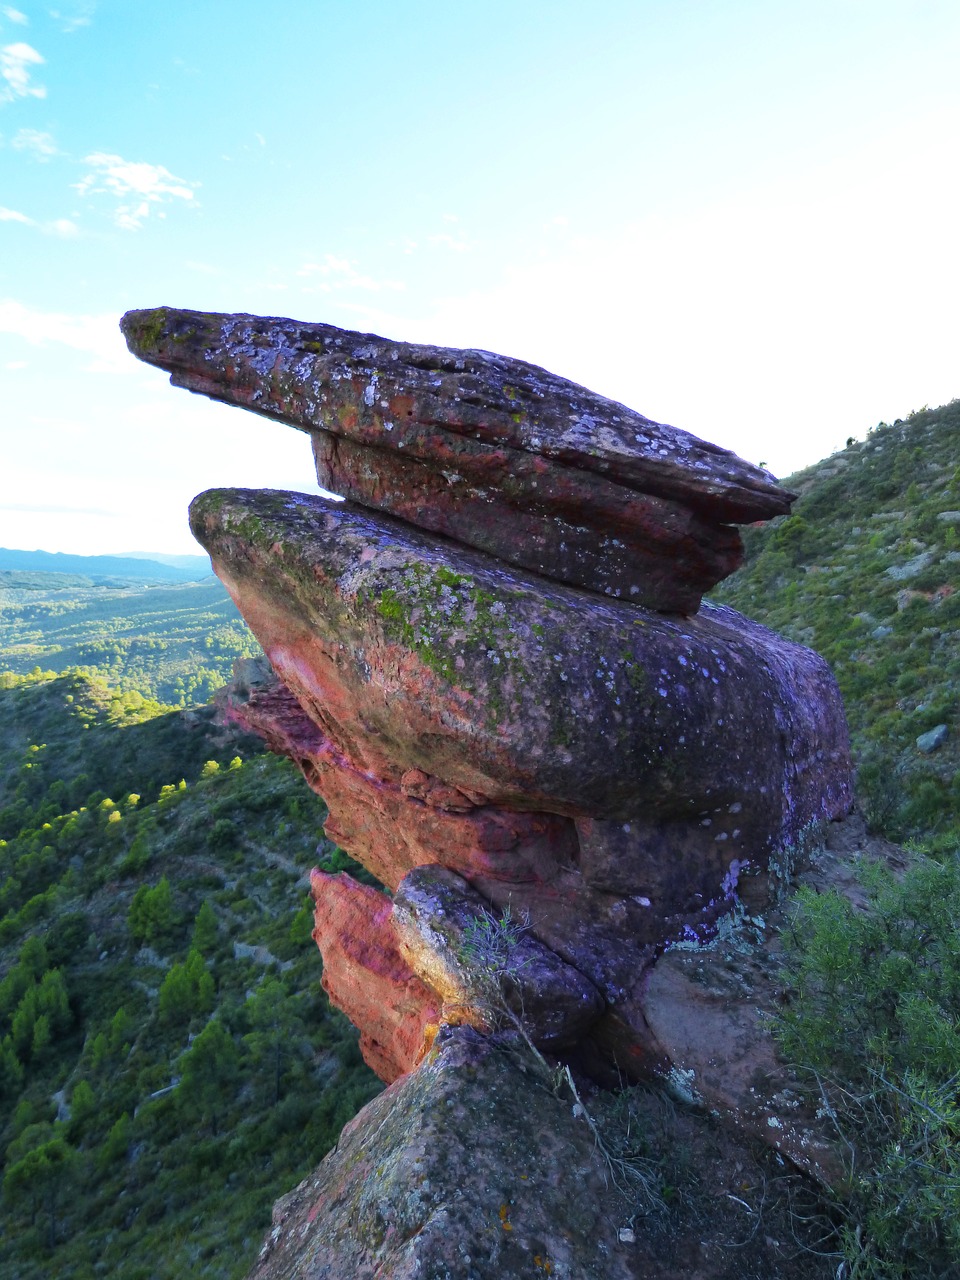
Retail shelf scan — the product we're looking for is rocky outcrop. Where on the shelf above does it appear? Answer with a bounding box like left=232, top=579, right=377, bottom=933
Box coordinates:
left=121, top=306, right=793, bottom=612
left=123, top=307, right=855, bottom=1273
left=200, top=489, right=851, bottom=1006
left=247, top=1021, right=831, bottom=1280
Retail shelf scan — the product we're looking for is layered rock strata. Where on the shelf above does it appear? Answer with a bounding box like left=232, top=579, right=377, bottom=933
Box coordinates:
left=121, top=306, right=793, bottom=612
left=124, top=308, right=853, bottom=1171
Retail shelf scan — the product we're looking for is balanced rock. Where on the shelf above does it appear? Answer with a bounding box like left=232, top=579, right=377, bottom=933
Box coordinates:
left=200, top=486, right=852, bottom=1099
left=121, top=306, right=794, bottom=612
left=196, top=487, right=850, bottom=897
left=123, top=306, right=854, bottom=1193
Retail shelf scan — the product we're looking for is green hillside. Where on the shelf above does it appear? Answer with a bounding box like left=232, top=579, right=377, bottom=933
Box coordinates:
left=0, top=578, right=259, bottom=708
left=713, top=398, right=960, bottom=849
left=3, top=399, right=960, bottom=1278
left=0, top=671, right=380, bottom=1279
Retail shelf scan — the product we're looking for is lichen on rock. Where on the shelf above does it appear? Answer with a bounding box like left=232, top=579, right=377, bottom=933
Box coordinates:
left=122, top=307, right=858, bottom=1275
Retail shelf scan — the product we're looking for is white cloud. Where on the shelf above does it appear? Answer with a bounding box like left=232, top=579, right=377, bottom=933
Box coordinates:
left=46, top=216, right=78, bottom=237
left=12, top=127, right=58, bottom=159
left=73, top=152, right=198, bottom=229
left=0, top=206, right=80, bottom=236
left=0, top=204, right=32, bottom=223
left=296, top=254, right=405, bottom=293
left=0, top=41, right=46, bottom=102
left=426, top=232, right=472, bottom=253
left=48, top=4, right=95, bottom=34
left=0, top=298, right=129, bottom=372
left=2, top=7, right=28, bottom=23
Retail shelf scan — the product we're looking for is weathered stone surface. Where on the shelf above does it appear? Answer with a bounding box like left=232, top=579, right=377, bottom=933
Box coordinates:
left=192, top=487, right=852, bottom=884
left=202, top=489, right=852, bottom=1103
left=307, top=862, right=606, bottom=1074
left=218, top=657, right=663, bottom=1014
left=122, top=306, right=795, bottom=609
left=217, top=663, right=577, bottom=893
left=247, top=1025, right=645, bottom=1280
left=392, top=864, right=605, bottom=1049
left=916, top=723, right=948, bottom=753
left=615, top=814, right=910, bottom=1184
left=248, top=1022, right=842, bottom=1280
left=123, top=303, right=864, bottom=1273
left=310, top=871, right=441, bottom=1083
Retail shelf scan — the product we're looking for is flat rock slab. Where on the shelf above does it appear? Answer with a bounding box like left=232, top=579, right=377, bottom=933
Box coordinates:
left=122, top=307, right=794, bottom=609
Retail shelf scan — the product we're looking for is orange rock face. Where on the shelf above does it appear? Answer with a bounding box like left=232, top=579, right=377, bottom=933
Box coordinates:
left=310, top=871, right=441, bottom=1083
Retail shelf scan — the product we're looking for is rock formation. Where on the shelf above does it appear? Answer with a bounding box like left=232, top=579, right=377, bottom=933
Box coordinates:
left=122, top=307, right=854, bottom=1273
left=121, top=306, right=792, bottom=613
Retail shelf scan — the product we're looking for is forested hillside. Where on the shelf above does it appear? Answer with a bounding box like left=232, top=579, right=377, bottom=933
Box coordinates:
left=3, top=398, right=960, bottom=1278
left=0, top=577, right=259, bottom=708
left=0, top=671, right=380, bottom=1279
left=713, top=399, right=960, bottom=849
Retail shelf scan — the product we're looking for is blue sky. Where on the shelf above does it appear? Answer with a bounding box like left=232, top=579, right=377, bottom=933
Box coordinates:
left=2, top=0, right=959, bottom=554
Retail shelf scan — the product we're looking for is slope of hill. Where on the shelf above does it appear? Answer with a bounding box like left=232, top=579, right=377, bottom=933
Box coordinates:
left=713, top=398, right=960, bottom=847
left=0, top=670, right=380, bottom=1279
left=3, top=402, right=959, bottom=1277
left=0, top=578, right=259, bottom=707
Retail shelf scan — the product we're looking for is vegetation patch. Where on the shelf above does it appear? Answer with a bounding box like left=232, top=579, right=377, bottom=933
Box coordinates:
left=0, top=669, right=380, bottom=1279
left=713, top=400, right=960, bottom=849
left=776, top=853, right=960, bottom=1278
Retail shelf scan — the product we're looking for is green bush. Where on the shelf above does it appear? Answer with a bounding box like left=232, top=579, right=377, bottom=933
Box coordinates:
left=776, top=855, right=960, bottom=1278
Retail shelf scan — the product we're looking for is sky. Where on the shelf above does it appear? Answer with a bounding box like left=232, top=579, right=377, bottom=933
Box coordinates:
left=1, top=0, right=959, bottom=555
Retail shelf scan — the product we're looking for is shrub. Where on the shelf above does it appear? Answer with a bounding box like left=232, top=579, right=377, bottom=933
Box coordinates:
left=776, top=854, right=960, bottom=1278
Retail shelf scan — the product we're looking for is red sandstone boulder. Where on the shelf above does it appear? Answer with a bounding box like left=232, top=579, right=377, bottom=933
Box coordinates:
left=192, top=487, right=852, bottom=918
left=247, top=1026, right=648, bottom=1280
left=121, top=306, right=795, bottom=610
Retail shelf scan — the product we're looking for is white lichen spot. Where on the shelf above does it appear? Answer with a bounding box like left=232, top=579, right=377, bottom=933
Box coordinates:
left=665, top=1065, right=701, bottom=1106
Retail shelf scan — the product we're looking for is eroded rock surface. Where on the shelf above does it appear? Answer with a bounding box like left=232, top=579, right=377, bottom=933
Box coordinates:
left=121, top=306, right=795, bottom=610
left=248, top=1025, right=643, bottom=1280
left=122, top=306, right=858, bottom=1273
left=248, top=1023, right=837, bottom=1280
left=309, top=871, right=441, bottom=1083
left=194, top=488, right=849, bottom=852
left=204, top=486, right=854, bottom=1155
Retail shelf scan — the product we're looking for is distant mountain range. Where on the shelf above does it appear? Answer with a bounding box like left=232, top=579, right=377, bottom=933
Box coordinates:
left=0, top=547, right=212, bottom=585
